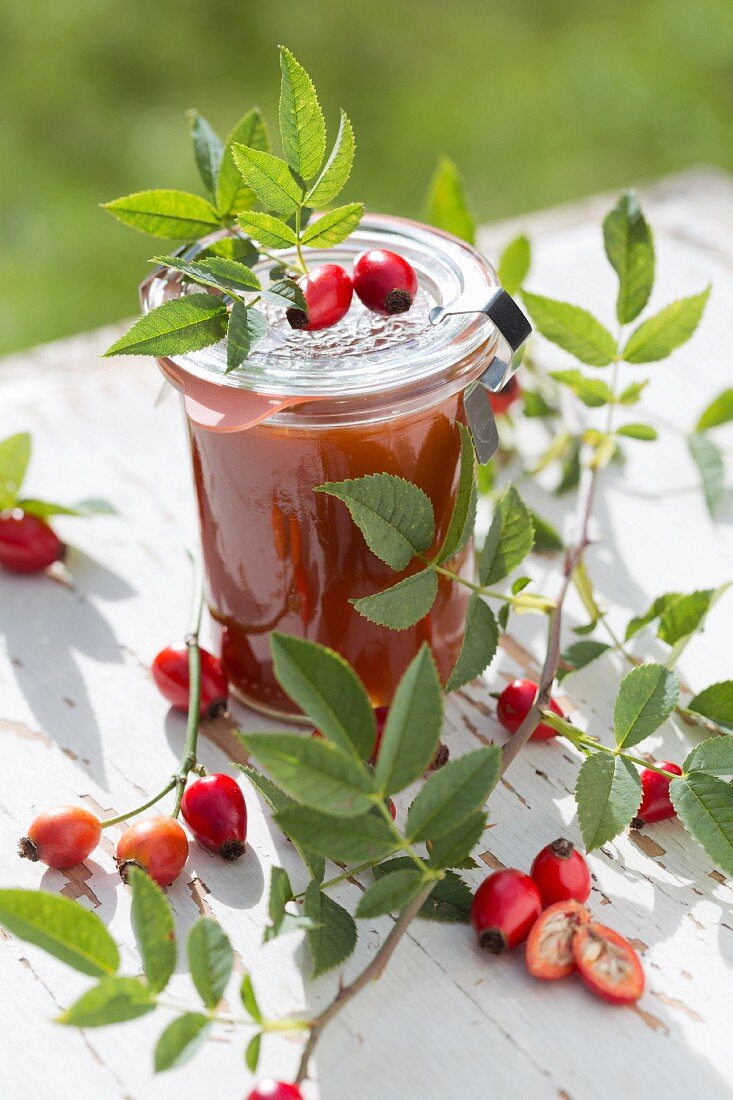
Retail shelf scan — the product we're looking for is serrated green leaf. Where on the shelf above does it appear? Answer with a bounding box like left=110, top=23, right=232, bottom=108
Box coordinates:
left=263, top=278, right=307, bottom=310
left=446, top=596, right=498, bottom=692
left=498, top=235, right=531, bottom=296
left=356, top=868, right=426, bottom=919
left=618, top=379, right=649, bottom=405
left=616, top=422, right=657, bottom=441
left=242, top=733, right=375, bottom=816
left=658, top=587, right=719, bottom=646
left=154, top=1013, right=210, bottom=1072
left=237, top=210, right=298, bottom=250
left=262, top=866, right=315, bottom=943
left=128, top=868, right=175, bottom=995
left=557, top=640, right=612, bottom=683
left=671, top=772, right=733, bottom=876
left=104, top=294, right=228, bottom=358
left=575, top=753, right=641, bottom=850
left=687, top=682, right=733, bottom=733
left=189, top=111, right=223, bottom=195
left=231, top=145, right=302, bottom=217
left=245, top=1033, right=262, bottom=1073
left=58, top=978, right=154, bottom=1027
left=352, top=569, right=439, bottom=630
left=235, top=765, right=325, bottom=882
left=374, top=860, right=472, bottom=921
left=622, top=287, right=711, bottom=363
left=187, top=919, right=233, bottom=1010
left=199, top=235, right=260, bottom=266
left=318, top=472, right=435, bottom=570
left=0, top=889, right=119, bottom=978
left=375, top=643, right=442, bottom=795
left=154, top=254, right=261, bottom=298
left=275, top=805, right=397, bottom=864
left=614, top=663, right=679, bottom=749
left=479, top=484, right=534, bottom=585
left=270, top=633, right=376, bottom=760
left=683, top=737, right=733, bottom=776
left=301, top=203, right=364, bottom=248
left=549, top=370, right=613, bottom=408
left=437, top=423, right=476, bottom=564
left=602, top=190, right=655, bottom=324
left=528, top=509, right=563, bottom=553
left=279, top=47, right=326, bottom=182
left=303, top=881, right=357, bottom=976
left=307, top=110, right=356, bottom=208
left=0, top=431, right=30, bottom=506
left=422, top=156, right=475, bottom=245
left=217, top=108, right=270, bottom=217
left=226, top=302, right=267, bottom=372
left=696, top=389, right=733, bottom=432
left=406, top=747, right=500, bottom=842
left=689, top=433, right=725, bottom=517
left=428, top=810, right=486, bottom=869
left=522, top=290, right=616, bottom=366
left=102, top=190, right=221, bottom=239
left=625, top=592, right=679, bottom=641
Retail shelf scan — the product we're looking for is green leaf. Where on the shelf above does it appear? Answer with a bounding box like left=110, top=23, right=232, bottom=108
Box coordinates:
left=263, top=278, right=307, bottom=311
left=240, top=973, right=262, bottom=1022
left=231, top=146, right=303, bottom=217
left=696, top=389, right=733, bottom=432
left=199, top=235, right=259, bottom=266
left=626, top=592, right=679, bottom=640
left=102, top=190, right=221, bottom=239
left=671, top=772, right=733, bottom=877
left=479, top=484, right=534, bottom=585
left=602, top=190, right=655, bottom=324
left=616, top=422, right=658, bottom=441
left=154, top=255, right=261, bottom=298
left=356, top=869, right=426, bottom=919
left=689, top=433, right=725, bottom=517
left=575, top=753, right=641, bottom=850
left=522, top=290, right=616, bottom=366
left=352, top=569, right=439, bottom=630
left=687, top=682, right=733, bottom=733
left=317, top=473, right=435, bottom=571
left=555, top=436, right=582, bottom=495
left=275, top=805, right=397, bottom=864
left=557, top=640, right=612, bottom=683
left=154, top=1013, right=210, bottom=1072
left=498, top=235, right=531, bottom=296
left=241, top=732, right=375, bottom=816
left=58, top=978, right=154, bottom=1027
left=217, top=108, right=270, bottom=218
left=270, top=633, right=376, bottom=760
left=187, top=919, right=233, bottom=1010
left=263, top=866, right=315, bottom=943
left=618, top=380, right=649, bottom=405
left=237, top=210, right=298, bottom=249
left=302, top=203, right=364, bottom=248
left=226, top=302, right=267, bottom=372
left=428, top=810, right=486, bottom=869
left=245, top=1033, right=262, bottom=1074
left=189, top=111, right=223, bottom=195
left=658, top=587, right=720, bottom=646
left=374, top=860, right=472, bottom=921
left=278, top=46, right=326, bottom=182
left=0, top=431, right=30, bottom=506
left=128, top=868, right=175, bottom=995
left=0, top=889, right=119, bottom=978
left=684, top=737, right=733, bottom=777
left=406, top=746, right=501, bottom=842
left=235, top=765, right=325, bottom=882
left=436, top=423, right=476, bottom=564
left=549, top=370, right=613, bottom=408
left=622, top=287, right=711, bottom=363
left=528, top=509, right=564, bottom=553
left=303, top=881, right=357, bottom=976
left=422, top=156, right=475, bottom=245
left=522, top=389, right=557, bottom=419
left=445, top=596, right=499, bottom=692
left=104, top=294, right=228, bottom=358
left=307, top=110, right=356, bottom=208
left=614, top=663, right=679, bottom=749
left=18, top=497, right=116, bottom=518
left=374, top=643, right=442, bottom=795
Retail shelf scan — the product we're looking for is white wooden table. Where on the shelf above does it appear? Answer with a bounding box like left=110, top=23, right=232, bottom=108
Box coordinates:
left=2, top=169, right=732, bottom=1100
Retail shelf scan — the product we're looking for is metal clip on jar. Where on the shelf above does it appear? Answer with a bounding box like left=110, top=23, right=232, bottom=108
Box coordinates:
left=141, top=215, right=531, bottom=720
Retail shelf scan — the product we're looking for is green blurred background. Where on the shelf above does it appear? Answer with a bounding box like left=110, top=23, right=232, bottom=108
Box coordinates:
left=2, top=0, right=732, bottom=355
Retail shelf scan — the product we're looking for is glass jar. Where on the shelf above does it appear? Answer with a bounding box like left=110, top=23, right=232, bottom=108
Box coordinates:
left=142, top=214, right=509, bottom=719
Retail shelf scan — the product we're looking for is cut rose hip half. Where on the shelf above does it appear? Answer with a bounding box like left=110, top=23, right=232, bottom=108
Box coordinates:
left=525, top=899, right=590, bottom=980
left=572, top=921, right=644, bottom=1004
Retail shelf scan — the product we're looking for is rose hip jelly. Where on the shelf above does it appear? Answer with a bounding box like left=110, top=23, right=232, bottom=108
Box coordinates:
left=142, top=216, right=518, bottom=719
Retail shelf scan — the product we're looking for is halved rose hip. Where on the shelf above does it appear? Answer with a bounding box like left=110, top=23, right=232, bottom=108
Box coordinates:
left=572, top=921, right=644, bottom=1004
left=526, top=899, right=590, bottom=980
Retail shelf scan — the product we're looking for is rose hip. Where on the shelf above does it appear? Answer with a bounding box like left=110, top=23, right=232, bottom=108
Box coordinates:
left=286, top=264, right=353, bottom=331
left=572, top=921, right=644, bottom=1004
left=353, top=249, right=418, bottom=315
left=246, top=1083, right=303, bottom=1100
left=632, top=761, right=682, bottom=827
left=526, top=899, right=591, bottom=980
left=181, top=774, right=247, bottom=860
left=531, top=838, right=591, bottom=906
left=18, top=806, right=101, bottom=869
left=152, top=643, right=228, bottom=718
left=470, top=869, right=542, bottom=953
left=116, top=816, right=188, bottom=887
left=497, top=678, right=564, bottom=741
left=0, top=510, right=63, bottom=573
left=489, top=374, right=521, bottom=415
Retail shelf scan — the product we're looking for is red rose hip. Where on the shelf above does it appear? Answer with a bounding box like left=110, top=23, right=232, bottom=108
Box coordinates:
left=116, top=816, right=189, bottom=887
left=181, top=774, right=247, bottom=860
left=497, top=678, right=564, bottom=741
left=489, top=373, right=521, bottom=415
left=286, top=264, right=353, bottom=331
left=471, top=869, right=542, bottom=953
left=531, top=838, right=591, bottom=907
left=526, top=899, right=591, bottom=980
left=0, top=510, right=63, bottom=573
left=353, top=249, right=418, bottom=316
left=18, top=806, right=101, bottom=869
left=152, top=643, right=228, bottom=718
left=632, top=761, right=682, bottom=826
left=246, top=1083, right=303, bottom=1100
left=572, top=922, right=644, bottom=1004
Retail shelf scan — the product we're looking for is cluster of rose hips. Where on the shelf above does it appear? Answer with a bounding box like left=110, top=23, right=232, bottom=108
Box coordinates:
left=285, top=249, right=418, bottom=332
left=471, top=839, right=644, bottom=1005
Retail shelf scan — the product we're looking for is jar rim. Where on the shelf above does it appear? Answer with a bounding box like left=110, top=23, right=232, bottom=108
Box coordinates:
left=140, top=213, right=499, bottom=399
